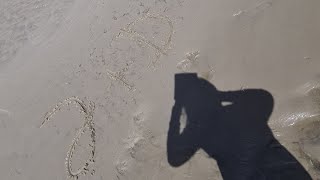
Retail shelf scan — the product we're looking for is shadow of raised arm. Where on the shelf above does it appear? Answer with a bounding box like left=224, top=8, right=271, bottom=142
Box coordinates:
left=166, top=73, right=312, bottom=180
left=167, top=101, right=199, bottom=167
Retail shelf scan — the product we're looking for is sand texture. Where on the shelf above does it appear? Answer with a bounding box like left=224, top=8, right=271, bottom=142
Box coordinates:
left=1, top=0, right=320, bottom=179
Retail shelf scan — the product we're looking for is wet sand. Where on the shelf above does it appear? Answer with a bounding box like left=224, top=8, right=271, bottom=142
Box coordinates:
left=0, top=0, right=320, bottom=179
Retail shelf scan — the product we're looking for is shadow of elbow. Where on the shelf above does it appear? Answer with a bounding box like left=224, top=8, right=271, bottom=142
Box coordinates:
left=167, top=156, right=184, bottom=167
left=167, top=149, right=190, bottom=167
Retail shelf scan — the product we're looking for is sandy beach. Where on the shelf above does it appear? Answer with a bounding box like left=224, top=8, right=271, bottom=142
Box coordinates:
left=1, top=0, right=320, bottom=179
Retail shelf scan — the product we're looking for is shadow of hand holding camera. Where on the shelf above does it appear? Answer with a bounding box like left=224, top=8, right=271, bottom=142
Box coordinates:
left=167, top=73, right=311, bottom=180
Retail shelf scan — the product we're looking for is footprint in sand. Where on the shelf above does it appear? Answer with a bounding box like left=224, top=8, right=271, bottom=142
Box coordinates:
left=114, top=111, right=173, bottom=180
left=177, top=50, right=214, bottom=81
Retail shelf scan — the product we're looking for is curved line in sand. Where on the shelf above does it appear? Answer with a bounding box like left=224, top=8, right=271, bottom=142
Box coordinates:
left=41, top=96, right=96, bottom=179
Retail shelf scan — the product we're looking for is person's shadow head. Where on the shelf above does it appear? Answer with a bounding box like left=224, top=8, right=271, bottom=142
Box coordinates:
left=167, top=73, right=311, bottom=180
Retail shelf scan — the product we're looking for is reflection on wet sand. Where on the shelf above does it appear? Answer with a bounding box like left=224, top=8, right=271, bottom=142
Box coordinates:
left=275, top=80, right=320, bottom=177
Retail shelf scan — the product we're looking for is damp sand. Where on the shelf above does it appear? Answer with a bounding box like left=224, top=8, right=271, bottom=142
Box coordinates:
left=0, top=0, right=320, bottom=179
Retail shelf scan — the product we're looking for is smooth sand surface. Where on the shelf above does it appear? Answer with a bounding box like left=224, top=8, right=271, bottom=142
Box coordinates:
left=1, top=0, right=320, bottom=179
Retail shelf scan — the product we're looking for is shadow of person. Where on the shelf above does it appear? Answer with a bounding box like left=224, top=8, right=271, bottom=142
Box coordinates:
left=167, top=73, right=311, bottom=180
